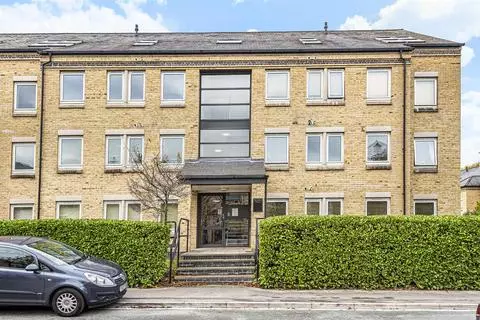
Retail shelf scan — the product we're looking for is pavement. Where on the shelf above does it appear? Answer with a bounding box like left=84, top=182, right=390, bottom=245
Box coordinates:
left=118, top=286, right=480, bottom=311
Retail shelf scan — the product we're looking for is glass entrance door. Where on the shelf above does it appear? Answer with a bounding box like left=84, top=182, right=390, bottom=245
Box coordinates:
left=199, top=193, right=250, bottom=247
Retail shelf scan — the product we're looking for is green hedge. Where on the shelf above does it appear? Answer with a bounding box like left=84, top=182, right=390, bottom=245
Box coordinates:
left=259, top=215, right=480, bottom=289
left=0, top=219, right=170, bottom=287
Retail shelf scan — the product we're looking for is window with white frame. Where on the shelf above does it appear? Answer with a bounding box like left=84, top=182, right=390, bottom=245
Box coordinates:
left=366, top=198, right=390, bottom=215
left=56, top=202, right=81, bottom=219
left=307, top=70, right=323, bottom=100
left=366, top=132, right=390, bottom=163
left=14, top=82, right=37, bottom=112
left=265, top=134, right=289, bottom=164
left=367, top=69, right=391, bottom=101
left=415, top=78, right=437, bottom=108
left=105, top=135, right=144, bottom=168
left=162, top=72, right=185, bottom=102
left=160, top=135, right=184, bottom=163
left=306, top=133, right=344, bottom=165
left=60, top=72, right=84, bottom=103
left=305, top=198, right=343, bottom=215
left=58, top=136, right=83, bottom=169
left=327, top=69, right=344, bottom=99
left=266, top=71, right=289, bottom=101
left=107, top=71, right=145, bottom=103
left=12, top=142, right=35, bottom=175
left=10, top=204, right=34, bottom=220
left=414, top=200, right=436, bottom=215
left=103, top=200, right=144, bottom=221
left=266, top=199, right=288, bottom=217
left=327, top=133, right=343, bottom=163
left=414, top=137, right=437, bottom=167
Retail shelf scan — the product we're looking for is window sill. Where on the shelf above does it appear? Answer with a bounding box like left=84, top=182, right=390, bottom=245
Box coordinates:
left=104, top=167, right=139, bottom=173
left=106, top=103, right=145, bottom=108
left=366, top=163, right=392, bottom=170
left=13, top=111, right=37, bottom=117
left=57, top=168, right=83, bottom=174
left=414, top=106, right=438, bottom=113
left=414, top=166, right=438, bottom=173
left=305, top=163, right=344, bottom=171
left=11, top=172, right=35, bottom=178
left=265, top=100, right=290, bottom=107
left=366, top=99, right=392, bottom=105
left=306, top=99, right=345, bottom=106
left=59, top=103, right=85, bottom=109
left=265, top=164, right=289, bottom=171
left=160, top=101, right=186, bottom=108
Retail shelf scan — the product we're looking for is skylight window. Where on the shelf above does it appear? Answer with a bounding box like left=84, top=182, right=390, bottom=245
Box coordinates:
left=376, top=36, right=425, bottom=44
left=28, top=40, right=83, bottom=47
left=216, top=39, right=243, bottom=44
left=133, top=40, right=159, bottom=46
left=299, top=38, right=322, bottom=44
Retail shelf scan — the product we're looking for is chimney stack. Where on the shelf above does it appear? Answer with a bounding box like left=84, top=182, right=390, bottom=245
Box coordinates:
left=324, top=21, right=328, bottom=32
left=135, top=24, right=139, bottom=36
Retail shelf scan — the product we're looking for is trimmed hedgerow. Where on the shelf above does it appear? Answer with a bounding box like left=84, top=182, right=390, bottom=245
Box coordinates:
left=0, top=219, right=170, bottom=287
left=259, top=215, right=480, bottom=289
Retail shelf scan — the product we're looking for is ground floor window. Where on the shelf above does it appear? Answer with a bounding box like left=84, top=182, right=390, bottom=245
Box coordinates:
left=266, top=199, right=288, bottom=217
left=414, top=200, right=437, bottom=215
left=305, top=198, right=343, bottom=215
left=10, top=204, right=34, bottom=220
left=103, top=200, right=142, bottom=221
left=56, top=202, right=81, bottom=219
left=366, top=198, right=390, bottom=215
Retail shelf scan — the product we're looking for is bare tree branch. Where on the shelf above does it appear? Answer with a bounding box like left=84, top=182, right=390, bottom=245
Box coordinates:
left=128, top=153, right=189, bottom=223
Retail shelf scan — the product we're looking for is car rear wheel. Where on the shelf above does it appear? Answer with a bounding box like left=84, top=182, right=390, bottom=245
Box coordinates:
left=51, top=288, right=85, bottom=317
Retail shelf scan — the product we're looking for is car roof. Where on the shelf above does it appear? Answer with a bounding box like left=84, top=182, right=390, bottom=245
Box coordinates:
left=0, top=236, right=45, bottom=245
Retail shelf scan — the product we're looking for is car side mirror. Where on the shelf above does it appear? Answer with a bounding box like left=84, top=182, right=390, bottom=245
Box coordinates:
left=25, top=263, right=40, bottom=272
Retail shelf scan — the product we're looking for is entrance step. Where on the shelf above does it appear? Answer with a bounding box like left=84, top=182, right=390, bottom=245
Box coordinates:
left=174, top=249, right=256, bottom=284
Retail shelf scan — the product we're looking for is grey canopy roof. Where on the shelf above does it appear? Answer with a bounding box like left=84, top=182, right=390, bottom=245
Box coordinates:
left=461, top=167, right=480, bottom=188
left=0, top=29, right=462, bottom=54
left=182, top=159, right=266, bottom=184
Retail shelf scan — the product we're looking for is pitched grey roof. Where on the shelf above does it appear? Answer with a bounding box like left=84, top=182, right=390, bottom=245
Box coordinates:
left=461, top=167, right=480, bottom=188
left=182, top=159, right=266, bottom=180
left=0, top=29, right=462, bottom=54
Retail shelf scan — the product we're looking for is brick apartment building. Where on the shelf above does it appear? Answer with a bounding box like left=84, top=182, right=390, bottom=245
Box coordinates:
left=0, top=30, right=462, bottom=249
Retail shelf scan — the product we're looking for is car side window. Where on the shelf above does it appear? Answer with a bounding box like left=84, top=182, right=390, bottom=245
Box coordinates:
left=0, top=247, right=35, bottom=269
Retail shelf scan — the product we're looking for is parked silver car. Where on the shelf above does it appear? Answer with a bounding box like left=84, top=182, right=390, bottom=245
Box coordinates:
left=0, top=236, right=127, bottom=317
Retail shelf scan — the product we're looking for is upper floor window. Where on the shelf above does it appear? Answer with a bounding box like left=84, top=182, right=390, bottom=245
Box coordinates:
left=60, top=72, right=84, bottom=104
left=265, top=134, right=289, bottom=164
left=12, top=142, right=35, bottom=175
left=306, top=132, right=344, bottom=165
left=160, top=135, right=184, bottom=163
left=266, top=70, right=289, bottom=101
left=366, top=197, right=390, bottom=215
left=105, top=135, right=144, bottom=168
left=414, top=200, right=437, bottom=215
left=327, top=69, right=344, bottom=99
left=14, top=82, right=37, bottom=112
left=162, top=72, right=185, bottom=102
left=10, top=204, right=34, bottom=220
left=327, top=133, right=343, bottom=163
left=306, top=198, right=343, bottom=215
left=56, top=201, right=81, bottom=219
left=366, top=132, right=390, bottom=164
left=58, top=136, right=83, bottom=169
left=367, top=69, right=391, bottom=101
left=108, top=71, right=145, bottom=103
left=307, top=70, right=323, bottom=100
left=415, top=78, right=437, bottom=108
left=414, top=137, right=437, bottom=167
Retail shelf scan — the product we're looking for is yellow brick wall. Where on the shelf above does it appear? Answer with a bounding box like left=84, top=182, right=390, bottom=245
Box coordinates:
left=461, top=188, right=480, bottom=213
left=1, top=50, right=462, bottom=228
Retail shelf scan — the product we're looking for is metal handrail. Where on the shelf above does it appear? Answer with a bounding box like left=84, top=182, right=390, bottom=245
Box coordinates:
left=166, top=220, right=178, bottom=284
left=167, top=218, right=190, bottom=283
left=254, top=217, right=264, bottom=280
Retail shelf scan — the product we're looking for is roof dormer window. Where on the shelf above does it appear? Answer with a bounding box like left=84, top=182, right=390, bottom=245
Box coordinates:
left=28, top=40, right=82, bottom=47
left=299, top=38, right=322, bottom=44
left=216, top=39, right=243, bottom=44
left=375, top=36, right=425, bottom=44
left=133, top=40, right=158, bottom=46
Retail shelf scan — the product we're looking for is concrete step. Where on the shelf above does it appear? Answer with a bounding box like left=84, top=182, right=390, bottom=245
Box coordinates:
left=180, top=253, right=254, bottom=261
left=178, top=258, right=255, bottom=268
left=174, top=274, right=255, bottom=283
left=176, top=266, right=256, bottom=275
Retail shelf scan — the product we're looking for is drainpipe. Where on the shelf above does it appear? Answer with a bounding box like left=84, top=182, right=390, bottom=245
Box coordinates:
left=263, top=175, right=268, bottom=218
left=37, top=52, right=52, bottom=219
left=400, top=49, right=407, bottom=215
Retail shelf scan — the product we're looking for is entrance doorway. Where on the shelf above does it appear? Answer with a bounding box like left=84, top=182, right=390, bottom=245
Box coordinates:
left=198, top=193, right=250, bottom=247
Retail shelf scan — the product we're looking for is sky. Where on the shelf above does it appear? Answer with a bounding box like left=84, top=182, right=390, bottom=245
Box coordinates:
left=0, top=0, right=478, bottom=166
